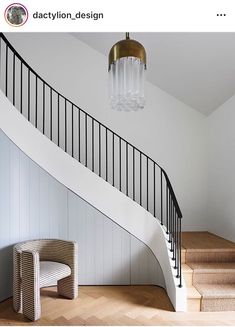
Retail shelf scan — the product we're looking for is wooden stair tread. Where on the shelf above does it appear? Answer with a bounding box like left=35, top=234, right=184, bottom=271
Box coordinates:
left=182, top=232, right=235, bottom=251
left=187, top=287, right=201, bottom=299
left=194, top=284, right=235, bottom=299
left=188, top=262, right=235, bottom=273
left=182, top=264, right=193, bottom=273
left=185, top=248, right=235, bottom=253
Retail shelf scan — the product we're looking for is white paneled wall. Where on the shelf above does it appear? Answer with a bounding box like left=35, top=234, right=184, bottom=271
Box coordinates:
left=0, top=129, right=165, bottom=302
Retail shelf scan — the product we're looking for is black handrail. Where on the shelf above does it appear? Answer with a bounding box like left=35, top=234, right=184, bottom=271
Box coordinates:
left=162, top=169, right=182, bottom=218
left=0, top=32, right=183, bottom=286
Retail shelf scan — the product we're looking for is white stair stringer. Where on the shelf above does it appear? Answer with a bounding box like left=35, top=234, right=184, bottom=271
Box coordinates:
left=0, top=90, right=186, bottom=311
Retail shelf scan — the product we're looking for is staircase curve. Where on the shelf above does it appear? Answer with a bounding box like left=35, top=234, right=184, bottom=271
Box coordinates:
left=0, top=33, right=186, bottom=311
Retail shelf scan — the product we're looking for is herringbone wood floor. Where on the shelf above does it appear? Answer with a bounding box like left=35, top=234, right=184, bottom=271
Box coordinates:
left=0, top=286, right=235, bottom=326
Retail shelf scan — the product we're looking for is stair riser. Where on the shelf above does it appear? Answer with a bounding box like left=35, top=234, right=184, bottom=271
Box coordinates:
left=186, top=252, right=235, bottom=263
left=193, top=273, right=235, bottom=285
left=187, top=299, right=201, bottom=312
left=184, top=273, right=193, bottom=286
left=201, top=298, right=235, bottom=312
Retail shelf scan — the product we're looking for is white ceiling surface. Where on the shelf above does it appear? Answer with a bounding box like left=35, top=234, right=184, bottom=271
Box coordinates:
left=71, top=33, right=235, bottom=115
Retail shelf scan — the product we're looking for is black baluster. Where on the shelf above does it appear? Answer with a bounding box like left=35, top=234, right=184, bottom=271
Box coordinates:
left=92, top=119, right=94, bottom=172
left=172, top=205, right=175, bottom=257
left=175, top=208, right=178, bottom=264
left=177, top=217, right=180, bottom=278
left=170, top=198, right=173, bottom=248
left=71, top=104, right=74, bottom=157
left=5, top=45, right=8, bottom=97
left=171, top=199, right=174, bottom=244
left=153, top=163, right=156, bottom=217
left=126, top=143, right=128, bottom=196
left=13, top=53, right=15, bottom=106
left=58, top=94, right=60, bottom=146
left=35, top=76, right=38, bottom=127
left=42, top=82, right=45, bottom=134
left=179, top=218, right=182, bottom=287
left=119, top=138, right=121, bottom=191
left=112, top=133, right=115, bottom=186
left=169, top=196, right=172, bottom=242
left=147, top=157, right=149, bottom=211
left=0, top=38, right=1, bottom=81
left=28, top=69, right=30, bottom=121
left=106, top=128, right=108, bottom=181
left=166, top=186, right=169, bottom=233
left=133, top=148, right=135, bottom=201
left=175, top=212, right=179, bottom=271
left=20, top=62, right=22, bottom=113
left=65, top=99, right=67, bottom=152
left=140, top=152, right=142, bottom=206
left=50, top=88, right=52, bottom=141
left=161, top=170, right=163, bottom=225
left=99, top=124, right=101, bottom=177
left=85, top=114, right=87, bottom=166
left=78, top=109, right=80, bottom=162
left=174, top=208, right=177, bottom=268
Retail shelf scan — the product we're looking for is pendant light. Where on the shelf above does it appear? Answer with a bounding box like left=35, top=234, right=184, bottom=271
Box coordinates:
left=108, top=33, right=146, bottom=112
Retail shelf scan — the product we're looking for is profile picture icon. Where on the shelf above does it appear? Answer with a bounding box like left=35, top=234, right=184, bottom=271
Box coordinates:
left=5, top=3, right=28, bottom=27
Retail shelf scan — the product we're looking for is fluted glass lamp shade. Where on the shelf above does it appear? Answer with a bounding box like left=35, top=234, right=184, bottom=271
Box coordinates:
left=108, top=33, right=146, bottom=112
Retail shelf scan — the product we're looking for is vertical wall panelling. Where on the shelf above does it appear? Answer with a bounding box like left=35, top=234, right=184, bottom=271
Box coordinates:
left=39, top=169, right=50, bottom=238
left=112, top=222, right=131, bottom=285
left=49, top=177, right=58, bottom=238
left=0, top=130, right=11, bottom=300
left=49, top=176, right=68, bottom=240
left=9, top=142, right=20, bottom=243
left=19, top=152, right=30, bottom=241
left=0, top=130, right=165, bottom=302
left=68, top=191, right=87, bottom=285
left=29, top=161, right=40, bottom=240
left=102, top=215, right=114, bottom=285
left=94, top=211, right=104, bottom=285
left=85, top=205, right=95, bottom=285
left=67, top=192, right=132, bottom=285
left=130, top=236, right=165, bottom=287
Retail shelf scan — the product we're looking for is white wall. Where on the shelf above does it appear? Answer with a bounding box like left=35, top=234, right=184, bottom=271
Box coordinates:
left=5, top=32, right=208, bottom=231
left=207, top=95, right=235, bottom=242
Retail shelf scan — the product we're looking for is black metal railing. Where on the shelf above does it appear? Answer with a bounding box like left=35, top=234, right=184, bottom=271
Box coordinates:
left=0, top=33, right=183, bottom=287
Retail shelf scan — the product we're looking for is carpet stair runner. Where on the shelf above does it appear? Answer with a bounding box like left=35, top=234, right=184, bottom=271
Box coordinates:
left=181, top=232, right=235, bottom=312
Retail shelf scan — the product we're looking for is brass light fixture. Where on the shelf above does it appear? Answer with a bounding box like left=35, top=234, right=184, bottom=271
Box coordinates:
left=108, top=33, right=147, bottom=111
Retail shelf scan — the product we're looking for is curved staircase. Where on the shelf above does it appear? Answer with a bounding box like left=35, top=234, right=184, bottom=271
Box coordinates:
left=0, top=33, right=186, bottom=310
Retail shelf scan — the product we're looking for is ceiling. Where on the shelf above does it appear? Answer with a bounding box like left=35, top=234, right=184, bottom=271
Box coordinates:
left=71, top=32, right=235, bottom=116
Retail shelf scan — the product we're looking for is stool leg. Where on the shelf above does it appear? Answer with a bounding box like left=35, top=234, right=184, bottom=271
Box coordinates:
left=22, top=250, right=41, bottom=321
